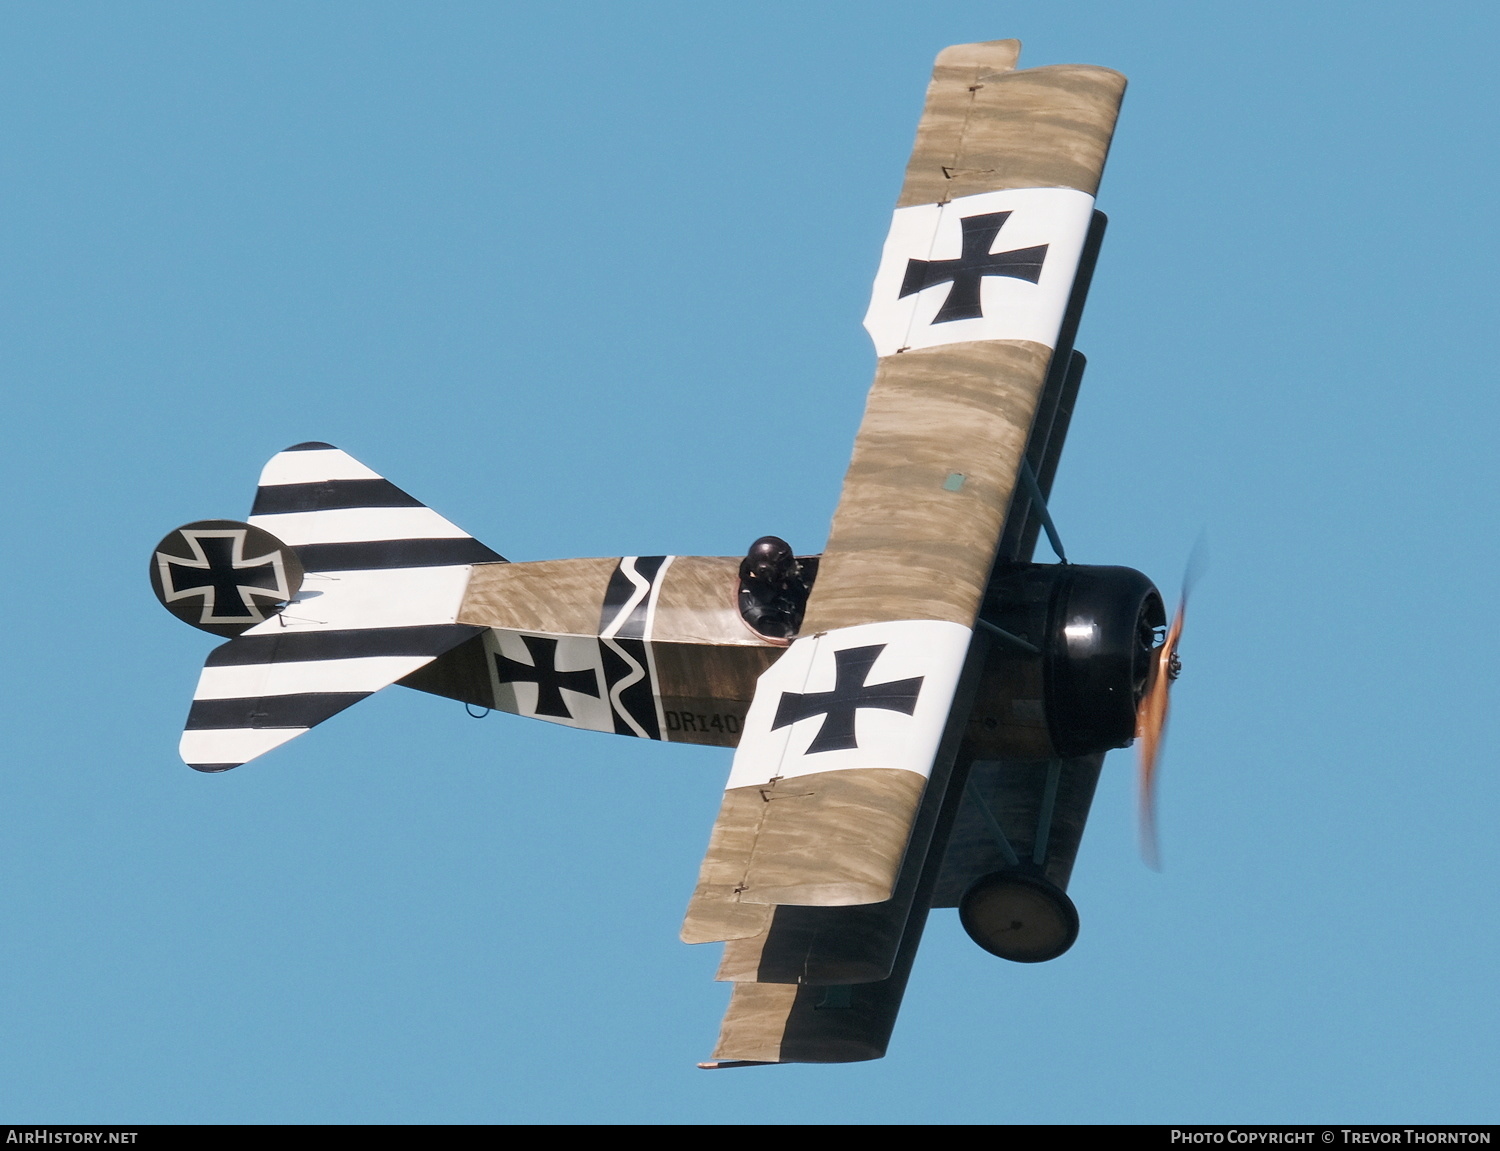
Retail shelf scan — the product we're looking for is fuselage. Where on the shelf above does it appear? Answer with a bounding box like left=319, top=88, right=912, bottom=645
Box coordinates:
left=399, top=554, right=791, bottom=747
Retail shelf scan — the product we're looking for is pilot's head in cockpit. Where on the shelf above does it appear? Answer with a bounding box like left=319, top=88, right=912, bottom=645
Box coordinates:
left=740, top=535, right=797, bottom=588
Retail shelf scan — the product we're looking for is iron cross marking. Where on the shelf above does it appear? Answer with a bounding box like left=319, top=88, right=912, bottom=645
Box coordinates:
left=494, top=635, right=601, bottom=719
left=159, top=531, right=286, bottom=622
left=900, top=210, right=1048, bottom=324
left=772, top=643, right=924, bottom=755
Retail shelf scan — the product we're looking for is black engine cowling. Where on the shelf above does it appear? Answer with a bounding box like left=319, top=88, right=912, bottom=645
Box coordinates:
left=968, top=563, right=1165, bottom=760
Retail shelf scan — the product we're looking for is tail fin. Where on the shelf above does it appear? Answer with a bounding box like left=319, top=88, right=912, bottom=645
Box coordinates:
left=178, top=443, right=503, bottom=772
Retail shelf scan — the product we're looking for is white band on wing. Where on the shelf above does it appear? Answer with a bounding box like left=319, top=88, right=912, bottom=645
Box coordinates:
left=862, top=187, right=1095, bottom=358
left=726, top=619, right=972, bottom=789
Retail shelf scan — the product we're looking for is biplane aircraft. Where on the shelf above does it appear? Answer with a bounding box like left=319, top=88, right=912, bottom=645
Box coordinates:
left=149, top=39, right=1186, bottom=1066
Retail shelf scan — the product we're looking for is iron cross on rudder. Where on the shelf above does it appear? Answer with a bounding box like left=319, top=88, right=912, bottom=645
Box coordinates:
left=156, top=527, right=293, bottom=625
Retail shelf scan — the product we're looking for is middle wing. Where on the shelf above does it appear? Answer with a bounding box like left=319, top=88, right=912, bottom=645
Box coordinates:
left=684, top=41, right=1127, bottom=947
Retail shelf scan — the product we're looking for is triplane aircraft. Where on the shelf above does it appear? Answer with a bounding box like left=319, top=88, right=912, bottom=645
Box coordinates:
left=149, top=39, right=1186, bottom=1065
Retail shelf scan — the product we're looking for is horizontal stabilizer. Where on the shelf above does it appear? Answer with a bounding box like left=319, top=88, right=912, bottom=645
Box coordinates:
left=179, top=443, right=502, bottom=772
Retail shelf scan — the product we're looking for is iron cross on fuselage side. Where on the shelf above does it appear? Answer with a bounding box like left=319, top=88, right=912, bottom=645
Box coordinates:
left=899, top=210, right=1048, bottom=323
left=771, top=644, right=924, bottom=755
left=494, top=635, right=601, bottom=720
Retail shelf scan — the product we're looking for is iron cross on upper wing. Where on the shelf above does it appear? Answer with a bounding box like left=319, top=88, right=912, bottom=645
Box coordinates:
left=899, top=210, right=1048, bottom=323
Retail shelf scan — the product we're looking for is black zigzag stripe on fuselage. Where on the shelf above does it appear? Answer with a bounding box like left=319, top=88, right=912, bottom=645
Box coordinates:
left=205, top=625, right=482, bottom=666
left=251, top=478, right=425, bottom=516
left=599, top=555, right=669, bottom=639
left=596, top=557, right=670, bottom=738
left=186, top=692, right=369, bottom=730
left=599, top=637, right=661, bottom=739
left=292, top=538, right=505, bottom=571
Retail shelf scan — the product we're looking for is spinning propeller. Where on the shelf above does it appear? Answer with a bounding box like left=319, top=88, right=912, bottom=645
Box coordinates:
left=1135, top=593, right=1183, bottom=868
left=1134, top=545, right=1202, bottom=869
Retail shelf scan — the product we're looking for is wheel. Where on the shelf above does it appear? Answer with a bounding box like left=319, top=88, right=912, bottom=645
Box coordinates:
left=959, top=870, right=1080, bottom=963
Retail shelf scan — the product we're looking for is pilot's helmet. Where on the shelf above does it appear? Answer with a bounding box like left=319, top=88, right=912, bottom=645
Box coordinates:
left=741, top=535, right=795, bottom=584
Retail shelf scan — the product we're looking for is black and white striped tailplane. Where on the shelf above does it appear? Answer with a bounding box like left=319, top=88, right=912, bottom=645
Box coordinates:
left=179, top=442, right=504, bottom=772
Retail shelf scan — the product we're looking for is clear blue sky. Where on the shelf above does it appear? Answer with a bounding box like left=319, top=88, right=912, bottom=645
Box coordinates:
left=1, top=1, right=1496, bottom=1124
